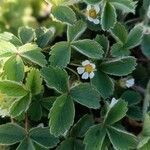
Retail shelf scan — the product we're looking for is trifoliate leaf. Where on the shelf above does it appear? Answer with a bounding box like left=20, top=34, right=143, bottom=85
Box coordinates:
left=0, top=123, right=26, bottom=145
left=71, top=39, right=104, bottom=59
left=49, top=94, right=75, bottom=137
left=50, top=41, right=71, bottom=68
left=41, top=66, right=69, bottom=93
left=100, top=56, right=137, bottom=76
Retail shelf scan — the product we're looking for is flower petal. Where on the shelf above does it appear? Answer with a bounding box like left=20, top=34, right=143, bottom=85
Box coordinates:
left=126, top=78, right=135, bottom=88
left=77, top=67, right=85, bottom=75
left=82, top=60, right=90, bottom=66
left=89, top=72, right=95, bottom=79
left=93, top=19, right=100, bottom=24
left=87, top=5, right=92, bottom=11
left=82, top=72, right=89, bottom=79
left=110, top=98, right=118, bottom=108
left=91, top=63, right=96, bottom=69
left=87, top=16, right=94, bottom=22
left=94, top=5, right=100, bottom=13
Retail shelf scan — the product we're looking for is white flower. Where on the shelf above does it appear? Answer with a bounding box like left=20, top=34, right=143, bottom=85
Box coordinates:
left=143, top=25, right=150, bottom=34
left=77, top=60, right=96, bottom=80
left=109, top=98, right=118, bottom=108
left=125, top=78, right=135, bottom=88
left=86, top=5, right=100, bottom=24
left=147, top=5, right=150, bottom=19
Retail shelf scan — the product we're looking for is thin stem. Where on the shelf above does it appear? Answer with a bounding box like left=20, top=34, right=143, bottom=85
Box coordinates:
left=25, top=113, right=29, bottom=131
left=66, top=67, right=80, bottom=81
left=69, top=63, right=80, bottom=67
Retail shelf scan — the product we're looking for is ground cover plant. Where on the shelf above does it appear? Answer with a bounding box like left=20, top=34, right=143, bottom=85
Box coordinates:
left=0, top=0, right=150, bottom=149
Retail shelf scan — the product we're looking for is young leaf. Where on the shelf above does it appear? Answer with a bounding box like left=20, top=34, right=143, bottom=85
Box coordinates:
left=107, top=126, right=137, bottom=150
left=52, top=6, right=76, bottom=25
left=70, top=114, right=94, bottom=138
left=0, top=40, right=16, bottom=60
left=41, top=66, right=69, bottom=93
left=91, top=70, right=114, bottom=98
left=104, top=99, right=128, bottom=125
left=0, top=80, right=28, bottom=97
left=125, top=25, right=143, bottom=49
left=0, top=32, right=22, bottom=46
left=100, top=56, right=137, bottom=76
left=110, top=22, right=128, bottom=44
left=58, top=138, right=84, bottom=150
left=29, top=127, right=59, bottom=149
left=84, top=124, right=106, bottom=150
left=0, top=123, right=26, bottom=145
left=71, top=39, right=104, bottom=59
left=101, top=2, right=117, bottom=30
left=17, top=138, right=35, bottom=150
left=70, top=83, right=100, bottom=109
left=18, top=43, right=47, bottom=67
left=50, top=41, right=71, bottom=68
left=67, top=20, right=87, bottom=42
left=18, top=27, right=34, bottom=44
left=4, top=55, right=24, bottom=82
left=110, top=0, right=137, bottom=13
left=9, top=93, right=31, bottom=117
left=49, top=94, right=75, bottom=137
left=26, top=69, right=43, bottom=95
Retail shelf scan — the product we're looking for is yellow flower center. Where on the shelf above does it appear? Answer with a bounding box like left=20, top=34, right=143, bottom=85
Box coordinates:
left=84, top=64, right=94, bottom=73
left=88, top=9, right=97, bottom=19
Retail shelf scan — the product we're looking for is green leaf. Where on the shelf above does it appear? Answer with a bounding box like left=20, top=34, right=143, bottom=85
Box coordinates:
left=141, top=34, right=150, bottom=58
left=95, top=35, right=109, bottom=54
left=100, top=56, right=137, bottom=76
left=111, top=43, right=130, bottom=57
left=36, top=29, right=54, bottom=48
left=71, top=114, right=94, bottom=138
left=91, top=70, right=114, bottom=98
left=71, top=39, right=104, bottom=59
left=0, top=41, right=16, bottom=60
left=137, top=137, right=150, bottom=150
left=50, top=41, right=71, bottom=68
left=9, top=93, right=31, bottom=117
left=4, top=55, right=24, bottom=81
left=110, top=22, right=128, bottom=44
left=70, top=83, right=100, bottom=109
left=29, top=127, right=59, bottom=148
left=0, top=80, right=28, bottom=97
left=18, top=27, right=34, bottom=44
left=18, top=43, right=47, bottom=67
left=49, top=0, right=78, bottom=6
left=84, top=124, right=106, bottom=150
left=109, top=0, right=137, bottom=13
left=26, top=69, right=42, bottom=95
left=101, top=2, right=117, bottom=30
left=0, top=123, right=26, bottom=145
left=58, top=138, right=84, bottom=150
left=67, top=20, right=87, bottom=42
left=0, top=32, right=22, bottom=46
left=84, top=0, right=102, bottom=4
left=41, top=66, right=68, bottom=93
left=125, top=25, right=143, bottom=49
left=107, top=126, right=137, bottom=150
left=121, top=90, right=142, bottom=106
left=52, top=6, right=76, bottom=25
left=142, top=113, right=150, bottom=136
left=17, top=138, right=35, bottom=150
left=49, top=94, right=75, bottom=137
left=104, top=100, right=128, bottom=125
